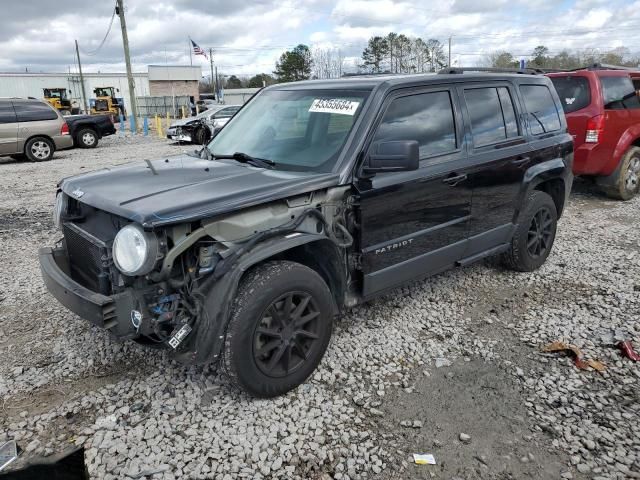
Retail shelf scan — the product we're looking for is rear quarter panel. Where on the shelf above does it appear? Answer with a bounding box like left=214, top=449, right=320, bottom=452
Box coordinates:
left=17, top=116, right=65, bottom=151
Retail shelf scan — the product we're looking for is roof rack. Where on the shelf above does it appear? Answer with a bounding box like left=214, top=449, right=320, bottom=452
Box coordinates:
left=438, top=67, right=543, bottom=75
left=586, top=63, right=637, bottom=71
left=545, top=63, right=640, bottom=74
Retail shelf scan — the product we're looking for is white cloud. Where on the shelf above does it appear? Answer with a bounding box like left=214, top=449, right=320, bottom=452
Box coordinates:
left=1, top=0, right=640, bottom=75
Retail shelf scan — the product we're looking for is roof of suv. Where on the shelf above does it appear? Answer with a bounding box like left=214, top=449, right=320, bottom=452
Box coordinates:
left=546, top=64, right=640, bottom=77
left=269, top=72, right=550, bottom=91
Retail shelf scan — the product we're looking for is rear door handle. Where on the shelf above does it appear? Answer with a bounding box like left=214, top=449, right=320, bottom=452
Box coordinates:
left=511, top=156, right=531, bottom=166
left=442, top=173, right=467, bottom=186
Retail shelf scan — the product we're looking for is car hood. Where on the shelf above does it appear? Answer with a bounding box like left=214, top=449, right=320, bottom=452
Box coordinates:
left=168, top=118, right=202, bottom=128
left=60, top=155, right=340, bottom=228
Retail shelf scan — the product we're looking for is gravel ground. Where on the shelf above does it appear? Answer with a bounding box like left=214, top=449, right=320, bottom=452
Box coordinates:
left=0, top=135, right=638, bottom=479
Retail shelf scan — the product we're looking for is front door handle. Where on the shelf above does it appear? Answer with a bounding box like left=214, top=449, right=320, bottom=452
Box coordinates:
left=443, top=173, right=467, bottom=186
left=511, top=156, right=531, bottom=166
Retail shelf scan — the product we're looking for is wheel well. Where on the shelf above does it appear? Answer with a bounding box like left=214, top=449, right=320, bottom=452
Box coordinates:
left=534, top=179, right=565, bottom=217
left=76, top=126, right=98, bottom=137
left=249, top=239, right=346, bottom=312
left=631, top=138, right=640, bottom=148
left=23, top=134, right=55, bottom=152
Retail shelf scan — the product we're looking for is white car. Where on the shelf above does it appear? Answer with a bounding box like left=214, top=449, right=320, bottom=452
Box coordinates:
left=166, top=105, right=241, bottom=144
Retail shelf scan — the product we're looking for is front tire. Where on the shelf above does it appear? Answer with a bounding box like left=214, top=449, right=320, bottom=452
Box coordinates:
left=194, top=127, right=210, bottom=145
left=76, top=128, right=98, bottom=148
left=502, top=190, right=558, bottom=272
left=24, top=137, right=55, bottom=162
left=601, top=147, right=640, bottom=200
left=223, top=261, right=334, bottom=398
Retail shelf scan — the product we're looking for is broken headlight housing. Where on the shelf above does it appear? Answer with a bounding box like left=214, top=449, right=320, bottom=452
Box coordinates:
left=113, top=224, right=159, bottom=276
left=53, top=192, right=67, bottom=231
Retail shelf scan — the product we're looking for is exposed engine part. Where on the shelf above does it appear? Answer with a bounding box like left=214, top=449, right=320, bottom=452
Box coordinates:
left=168, top=323, right=193, bottom=349
left=210, top=207, right=347, bottom=281
left=198, top=244, right=221, bottom=276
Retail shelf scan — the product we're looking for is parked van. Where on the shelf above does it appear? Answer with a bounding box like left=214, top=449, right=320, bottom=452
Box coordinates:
left=0, top=98, right=73, bottom=162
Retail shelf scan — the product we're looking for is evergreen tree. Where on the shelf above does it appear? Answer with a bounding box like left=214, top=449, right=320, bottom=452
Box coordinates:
left=247, top=73, right=275, bottom=88
left=274, top=44, right=313, bottom=82
left=362, top=36, right=389, bottom=73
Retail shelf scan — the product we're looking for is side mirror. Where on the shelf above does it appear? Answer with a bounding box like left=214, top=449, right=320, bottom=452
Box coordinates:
left=363, top=140, right=419, bottom=174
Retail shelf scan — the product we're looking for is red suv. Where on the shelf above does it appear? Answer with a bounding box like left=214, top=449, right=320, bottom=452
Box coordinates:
left=548, top=65, right=640, bottom=200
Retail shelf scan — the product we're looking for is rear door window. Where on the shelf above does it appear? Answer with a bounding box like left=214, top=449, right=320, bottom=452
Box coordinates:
left=14, top=101, right=58, bottom=122
left=0, top=104, right=17, bottom=124
left=600, top=76, right=640, bottom=110
left=464, top=87, right=519, bottom=147
left=520, top=85, right=562, bottom=135
left=372, top=90, right=457, bottom=160
left=549, top=76, right=591, bottom=113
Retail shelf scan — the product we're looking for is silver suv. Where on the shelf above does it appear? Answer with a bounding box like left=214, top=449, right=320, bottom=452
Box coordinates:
left=0, top=98, right=74, bottom=162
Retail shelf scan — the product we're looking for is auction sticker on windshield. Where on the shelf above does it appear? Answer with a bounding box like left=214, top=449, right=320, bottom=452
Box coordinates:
left=309, top=99, right=360, bottom=115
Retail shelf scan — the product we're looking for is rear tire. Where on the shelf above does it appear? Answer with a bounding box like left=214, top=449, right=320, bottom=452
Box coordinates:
left=76, top=128, right=98, bottom=148
left=24, top=137, right=55, bottom=162
left=502, top=190, right=557, bottom=272
left=223, top=261, right=334, bottom=398
left=601, top=147, right=640, bottom=200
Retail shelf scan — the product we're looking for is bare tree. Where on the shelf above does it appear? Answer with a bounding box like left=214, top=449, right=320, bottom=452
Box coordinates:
left=311, top=48, right=344, bottom=79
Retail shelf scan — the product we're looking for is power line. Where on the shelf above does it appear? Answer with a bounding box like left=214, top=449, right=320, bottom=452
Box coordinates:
left=82, top=3, right=117, bottom=56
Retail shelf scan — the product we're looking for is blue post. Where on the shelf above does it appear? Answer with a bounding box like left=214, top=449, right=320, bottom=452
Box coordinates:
left=119, top=113, right=125, bottom=135
left=130, top=116, right=136, bottom=134
left=143, top=117, right=148, bottom=136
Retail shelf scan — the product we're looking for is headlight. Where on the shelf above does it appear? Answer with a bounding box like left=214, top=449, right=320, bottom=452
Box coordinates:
left=53, top=193, right=67, bottom=230
left=112, top=224, right=159, bottom=276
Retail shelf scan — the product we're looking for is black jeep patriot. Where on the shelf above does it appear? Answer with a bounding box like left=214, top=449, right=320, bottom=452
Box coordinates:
left=40, top=71, right=573, bottom=397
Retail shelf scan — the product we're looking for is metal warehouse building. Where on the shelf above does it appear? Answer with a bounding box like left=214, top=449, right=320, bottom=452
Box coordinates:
left=0, top=65, right=201, bottom=114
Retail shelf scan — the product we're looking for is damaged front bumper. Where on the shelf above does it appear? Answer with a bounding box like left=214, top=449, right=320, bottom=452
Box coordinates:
left=39, top=246, right=138, bottom=338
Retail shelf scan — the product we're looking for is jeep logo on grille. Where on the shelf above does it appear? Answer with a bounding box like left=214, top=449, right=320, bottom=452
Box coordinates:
left=71, top=189, right=85, bottom=198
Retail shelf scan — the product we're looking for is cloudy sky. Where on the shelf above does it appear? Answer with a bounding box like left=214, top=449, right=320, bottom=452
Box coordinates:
left=1, top=0, right=638, bottom=77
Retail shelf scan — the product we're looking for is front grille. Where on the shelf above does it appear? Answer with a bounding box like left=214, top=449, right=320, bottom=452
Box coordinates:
left=95, top=99, right=109, bottom=111
left=60, top=100, right=71, bottom=108
left=63, top=223, right=112, bottom=294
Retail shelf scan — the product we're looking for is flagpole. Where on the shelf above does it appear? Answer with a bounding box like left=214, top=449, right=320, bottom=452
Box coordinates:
left=188, top=37, right=192, bottom=66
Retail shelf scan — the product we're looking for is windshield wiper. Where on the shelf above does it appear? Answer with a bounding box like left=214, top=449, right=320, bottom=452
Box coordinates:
left=212, top=152, right=275, bottom=169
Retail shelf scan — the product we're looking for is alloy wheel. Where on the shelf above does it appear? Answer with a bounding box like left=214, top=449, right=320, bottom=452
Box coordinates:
left=253, top=292, right=321, bottom=378
left=82, top=132, right=96, bottom=146
left=31, top=141, right=50, bottom=160
left=527, top=207, right=553, bottom=258
left=625, top=156, right=640, bottom=193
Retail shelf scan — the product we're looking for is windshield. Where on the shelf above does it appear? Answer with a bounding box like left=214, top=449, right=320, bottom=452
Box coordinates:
left=207, top=89, right=369, bottom=172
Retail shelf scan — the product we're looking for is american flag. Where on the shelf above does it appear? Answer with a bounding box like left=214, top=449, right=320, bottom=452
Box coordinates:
left=191, top=39, right=207, bottom=59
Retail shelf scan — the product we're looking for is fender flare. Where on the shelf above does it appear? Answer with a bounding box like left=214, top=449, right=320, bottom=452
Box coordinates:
left=513, top=157, right=572, bottom=222
left=611, top=125, right=640, bottom=175
left=171, top=233, right=331, bottom=366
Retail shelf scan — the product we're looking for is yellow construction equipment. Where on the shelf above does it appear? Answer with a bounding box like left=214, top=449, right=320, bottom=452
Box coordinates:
left=90, top=87, right=126, bottom=120
left=43, top=88, right=75, bottom=115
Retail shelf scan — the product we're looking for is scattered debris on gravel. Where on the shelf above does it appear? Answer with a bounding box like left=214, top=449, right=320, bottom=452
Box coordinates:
left=1, top=136, right=638, bottom=479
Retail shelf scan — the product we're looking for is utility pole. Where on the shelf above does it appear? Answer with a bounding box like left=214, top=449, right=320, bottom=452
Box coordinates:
left=116, top=0, right=138, bottom=124
left=215, top=66, right=219, bottom=99
left=209, top=48, right=215, bottom=97
left=75, top=40, right=88, bottom=114
left=448, top=36, right=452, bottom=67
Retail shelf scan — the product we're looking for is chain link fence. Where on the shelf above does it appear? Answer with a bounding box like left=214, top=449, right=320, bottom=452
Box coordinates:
left=136, top=95, right=191, bottom=117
